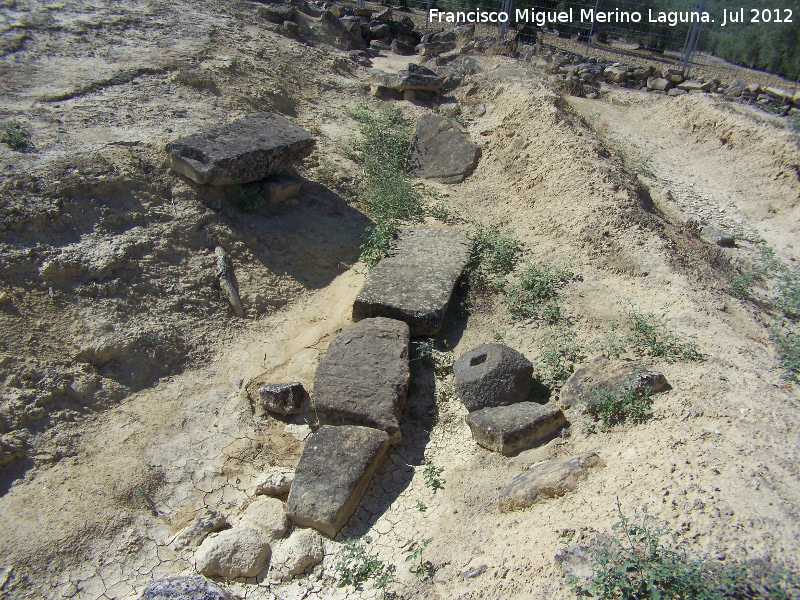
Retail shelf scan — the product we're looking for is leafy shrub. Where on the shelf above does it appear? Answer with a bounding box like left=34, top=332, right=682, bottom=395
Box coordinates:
left=777, top=269, right=800, bottom=321
left=466, top=223, right=520, bottom=292
left=624, top=305, right=702, bottom=362
left=504, top=261, right=574, bottom=321
left=538, top=326, right=585, bottom=388
left=1, top=119, right=30, bottom=150
left=421, top=458, right=445, bottom=492
left=771, top=325, right=800, bottom=383
left=583, top=377, right=653, bottom=433
left=335, top=536, right=395, bottom=590
left=573, top=500, right=800, bottom=600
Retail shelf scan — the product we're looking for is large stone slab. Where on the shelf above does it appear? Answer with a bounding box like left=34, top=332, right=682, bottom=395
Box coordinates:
left=367, top=64, right=443, bottom=91
left=313, top=317, right=409, bottom=442
left=559, top=354, right=668, bottom=409
left=140, top=576, right=233, bottom=600
left=498, top=452, right=604, bottom=512
left=408, top=114, right=480, bottom=183
left=465, top=402, right=566, bottom=455
left=453, top=343, right=534, bottom=411
left=352, top=227, right=470, bottom=336
left=166, top=112, right=314, bottom=185
left=286, top=425, right=390, bottom=537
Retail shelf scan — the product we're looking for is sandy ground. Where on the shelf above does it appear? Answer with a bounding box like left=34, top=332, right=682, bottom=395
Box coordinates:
left=1, top=1, right=799, bottom=599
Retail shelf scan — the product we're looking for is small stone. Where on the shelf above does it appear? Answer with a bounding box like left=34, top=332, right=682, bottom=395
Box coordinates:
left=554, top=545, right=594, bottom=583
left=266, top=176, right=303, bottom=205
left=646, top=77, right=671, bottom=91
left=668, top=88, right=687, bottom=96
left=438, top=102, right=461, bottom=118
left=257, top=382, right=306, bottom=415
left=173, top=509, right=228, bottom=549
left=498, top=452, right=605, bottom=512
left=408, top=114, right=480, bottom=183
left=194, top=527, right=271, bottom=579
left=391, top=38, right=415, bottom=56
left=465, top=402, right=566, bottom=455
left=257, top=4, right=296, bottom=23
left=270, top=528, right=325, bottom=582
left=559, top=355, right=668, bottom=409
left=473, top=103, right=486, bottom=116
left=453, top=344, right=534, bottom=411
left=237, top=497, right=290, bottom=540
left=252, top=467, right=295, bottom=497
left=286, top=425, right=390, bottom=537
left=139, top=575, right=233, bottom=600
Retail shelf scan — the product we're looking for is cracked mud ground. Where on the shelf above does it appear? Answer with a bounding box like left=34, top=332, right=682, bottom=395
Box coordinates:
left=1, top=0, right=800, bottom=599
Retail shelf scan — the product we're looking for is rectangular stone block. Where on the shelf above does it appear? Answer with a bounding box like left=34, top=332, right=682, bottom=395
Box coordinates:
left=465, top=402, right=565, bottom=455
left=313, top=317, right=409, bottom=443
left=286, top=425, right=389, bottom=537
left=166, top=112, right=314, bottom=185
left=352, top=227, right=470, bottom=336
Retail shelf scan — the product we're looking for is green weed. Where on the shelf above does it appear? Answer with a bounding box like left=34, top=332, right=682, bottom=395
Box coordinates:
left=348, top=104, right=424, bottom=270
left=624, top=305, right=702, bottom=362
left=583, top=377, right=653, bottom=433
left=777, top=269, right=800, bottom=321
left=504, top=261, right=574, bottom=321
left=466, top=223, right=520, bottom=292
left=405, top=538, right=436, bottom=579
left=729, top=272, right=755, bottom=300
left=538, top=326, right=586, bottom=388
left=421, top=458, right=445, bottom=492
left=1, top=119, right=30, bottom=150
left=573, top=500, right=800, bottom=600
left=335, top=537, right=395, bottom=590
left=227, top=185, right=264, bottom=212
left=771, top=325, right=800, bottom=383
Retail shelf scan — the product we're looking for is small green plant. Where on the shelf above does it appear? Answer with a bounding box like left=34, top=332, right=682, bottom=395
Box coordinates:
left=421, top=458, right=445, bottom=492
left=504, top=261, right=574, bottom=321
left=771, top=325, right=800, bottom=383
left=428, top=200, right=453, bottom=222
left=624, top=305, right=702, bottom=362
left=348, top=104, right=425, bottom=270
left=632, top=150, right=655, bottom=178
left=777, top=269, right=800, bottom=321
left=416, top=500, right=427, bottom=512
left=598, top=321, right=625, bottom=358
left=729, top=272, right=754, bottom=300
left=405, top=538, right=436, bottom=579
left=573, top=500, right=800, bottom=599
left=787, top=114, right=800, bottom=131
left=335, top=536, right=395, bottom=590
left=583, top=377, right=653, bottom=432
left=538, top=326, right=585, bottom=388
left=466, top=223, right=520, bottom=292
left=228, top=185, right=264, bottom=212
left=412, top=338, right=453, bottom=376
left=1, top=119, right=30, bottom=150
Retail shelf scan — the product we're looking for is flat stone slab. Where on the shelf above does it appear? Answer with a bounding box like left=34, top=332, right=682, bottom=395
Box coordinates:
left=166, top=112, right=314, bottom=185
left=257, top=382, right=306, bottom=415
left=408, top=114, right=480, bottom=183
left=286, top=425, right=390, bottom=537
left=367, top=66, right=443, bottom=91
left=498, top=452, right=604, bottom=512
left=313, top=317, right=409, bottom=442
left=453, top=343, right=534, bottom=411
left=559, top=354, right=668, bottom=409
left=352, top=227, right=470, bottom=336
left=140, top=576, right=233, bottom=600
left=465, top=402, right=566, bottom=455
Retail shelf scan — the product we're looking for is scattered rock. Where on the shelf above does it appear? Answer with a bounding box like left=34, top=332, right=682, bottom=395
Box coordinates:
left=370, top=40, right=391, bottom=51
left=554, top=545, right=595, bottom=583
left=453, top=344, right=534, bottom=411
left=473, top=103, right=486, bottom=116
left=367, top=67, right=443, bottom=91
left=604, top=65, right=627, bottom=84
left=559, top=354, right=668, bottom=409
left=668, top=88, right=687, bottom=97
left=465, top=402, right=566, bottom=455
left=252, top=467, right=295, bottom=497
left=256, top=382, right=306, bottom=415
left=664, top=68, right=684, bottom=84
left=391, top=38, right=415, bottom=55
left=725, top=78, right=746, bottom=98
left=237, top=497, right=290, bottom=540
left=313, top=317, right=409, bottom=442
left=270, top=528, right=325, bottom=581
left=677, top=80, right=711, bottom=92
left=286, top=425, right=390, bottom=537
left=438, top=102, right=461, bottom=118
left=139, top=575, right=233, bottom=600
left=646, top=77, right=671, bottom=91
left=352, top=227, right=470, bottom=336
left=408, top=114, right=480, bottom=183
left=498, top=452, right=605, bottom=511
left=416, top=42, right=456, bottom=56
left=166, top=113, right=314, bottom=186
left=194, top=527, right=271, bottom=579
left=173, top=509, right=228, bottom=549
left=258, top=4, right=296, bottom=23
left=369, top=22, right=391, bottom=39
left=266, top=175, right=303, bottom=204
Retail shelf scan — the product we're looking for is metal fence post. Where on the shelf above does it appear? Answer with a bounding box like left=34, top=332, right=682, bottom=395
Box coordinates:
left=585, top=0, right=601, bottom=59
left=499, top=0, right=512, bottom=38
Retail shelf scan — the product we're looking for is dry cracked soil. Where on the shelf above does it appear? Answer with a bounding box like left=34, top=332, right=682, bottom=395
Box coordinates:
left=1, top=0, right=799, bottom=599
